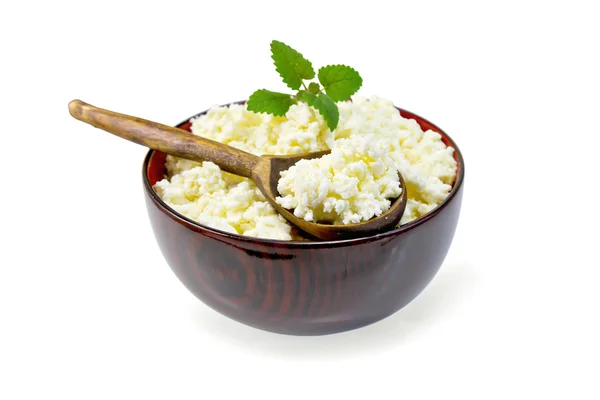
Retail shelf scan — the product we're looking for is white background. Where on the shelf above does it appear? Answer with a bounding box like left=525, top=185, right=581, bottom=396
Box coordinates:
left=2, top=0, right=599, bottom=399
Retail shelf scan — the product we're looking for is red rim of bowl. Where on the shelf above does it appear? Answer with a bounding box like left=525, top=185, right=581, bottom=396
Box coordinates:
left=142, top=102, right=465, bottom=248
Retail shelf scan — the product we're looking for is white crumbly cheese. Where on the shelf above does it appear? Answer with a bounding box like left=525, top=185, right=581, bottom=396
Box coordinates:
left=153, top=96, right=457, bottom=239
left=276, top=134, right=402, bottom=224
left=188, top=102, right=334, bottom=156
left=153, top=162, right=293, bottom=240
left=335, top=96, right=457, bottom=225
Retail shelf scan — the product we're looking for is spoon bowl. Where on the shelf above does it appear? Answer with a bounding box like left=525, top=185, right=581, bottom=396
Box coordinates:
left=68, top=100, right=407, bottom=240
left=255, top=153, right=407, bottom=240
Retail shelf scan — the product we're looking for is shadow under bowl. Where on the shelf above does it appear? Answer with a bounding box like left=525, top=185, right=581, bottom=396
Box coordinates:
left=142, top=103, right=465, bottom=336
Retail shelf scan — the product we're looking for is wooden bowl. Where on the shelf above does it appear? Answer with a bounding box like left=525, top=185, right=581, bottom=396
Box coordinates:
left=143, top=103, right=465, bottom=336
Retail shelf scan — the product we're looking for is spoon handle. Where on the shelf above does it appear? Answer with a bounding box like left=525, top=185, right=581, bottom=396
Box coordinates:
left=68, top=100, right=260, bottom=178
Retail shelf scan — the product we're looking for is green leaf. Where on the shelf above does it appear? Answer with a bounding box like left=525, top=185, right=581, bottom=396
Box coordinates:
left=308, top=82, right=321, bottom=94
left=297, top=91, right=339, bottom=131
left=270, top=40, right=315, bottom=90
left=247, top=89, right=293, bottom=116
left=318, top=65, right=362, bottom=102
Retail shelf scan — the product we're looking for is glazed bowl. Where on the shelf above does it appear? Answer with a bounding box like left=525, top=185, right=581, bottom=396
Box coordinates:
left=143, top=103, right=465, bottom=336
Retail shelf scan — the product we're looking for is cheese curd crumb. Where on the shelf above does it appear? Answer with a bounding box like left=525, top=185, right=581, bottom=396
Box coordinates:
left=276, top=134, right=402, bottom=224
left=189, top=102, right=333, bottom=156
left=336, top=97, right=457, bottom=224
left=153, top=162, right=293, bottom=240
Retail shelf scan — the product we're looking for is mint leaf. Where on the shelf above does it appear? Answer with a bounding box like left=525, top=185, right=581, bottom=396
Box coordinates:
left=308, top=82, right=320, bottom=94
left=298, top=91, right=339, bottom=131
left=318, top=65, right=362, bottom=102
left=247, top=89, right=293, bottom=116
left=270, top=40, right=315, bottom=90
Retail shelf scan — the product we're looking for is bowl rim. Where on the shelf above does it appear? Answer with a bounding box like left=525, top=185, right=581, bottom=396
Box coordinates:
left=142, top=102, right=465, bottom=248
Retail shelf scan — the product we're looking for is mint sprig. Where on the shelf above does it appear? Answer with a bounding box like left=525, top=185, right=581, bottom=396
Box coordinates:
left=247, top=40, right=362, bottom=131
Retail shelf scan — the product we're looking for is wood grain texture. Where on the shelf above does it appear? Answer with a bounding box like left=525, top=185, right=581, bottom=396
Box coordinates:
left=142, top=105, right=465, bottom=335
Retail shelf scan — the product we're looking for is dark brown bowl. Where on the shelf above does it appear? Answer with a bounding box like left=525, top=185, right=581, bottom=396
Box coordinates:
left=143, top=103, right=465, bottom=336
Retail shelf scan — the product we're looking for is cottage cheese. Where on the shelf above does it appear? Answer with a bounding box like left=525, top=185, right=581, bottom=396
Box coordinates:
left=153, top=162, right=293, bottom=240
left=187, top=102, right=334, bottom=156
left=153, top=96, right=457, bottom=240
left=276, top=134, right=402, bottom=224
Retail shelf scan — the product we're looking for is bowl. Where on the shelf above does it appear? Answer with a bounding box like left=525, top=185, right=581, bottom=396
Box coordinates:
left=143, top=102, right=465, bottom=336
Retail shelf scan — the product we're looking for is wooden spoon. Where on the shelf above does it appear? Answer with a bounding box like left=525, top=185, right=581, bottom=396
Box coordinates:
left=68, top=100, right=407, bottom=240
